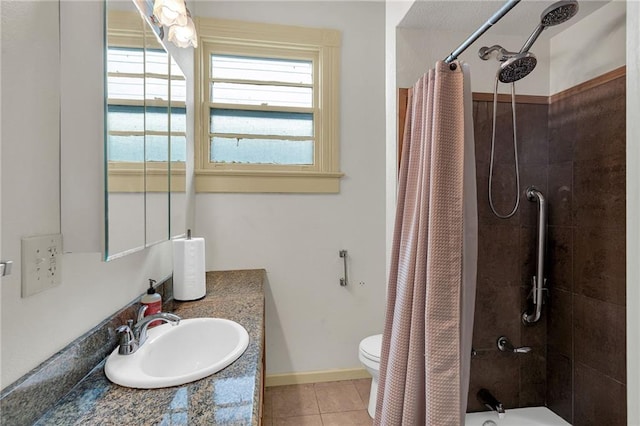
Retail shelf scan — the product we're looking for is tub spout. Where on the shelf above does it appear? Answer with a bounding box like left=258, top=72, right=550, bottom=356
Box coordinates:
left=477, top=388, right=505, bottom=419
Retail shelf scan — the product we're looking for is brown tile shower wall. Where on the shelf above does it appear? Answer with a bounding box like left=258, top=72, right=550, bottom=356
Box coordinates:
left=468, top=99, right=550, bottom=412
left=546, top=75, right=627, bottom=425
left=467, top=74, right=627, bottom=424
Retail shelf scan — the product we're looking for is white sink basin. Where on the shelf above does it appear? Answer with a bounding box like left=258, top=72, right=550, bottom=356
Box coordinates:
left=105, top=318, right=249, bottom=389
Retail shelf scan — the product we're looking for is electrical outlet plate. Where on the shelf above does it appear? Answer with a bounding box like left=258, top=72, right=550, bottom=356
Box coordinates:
left=21, top=234, right=62, bottom=297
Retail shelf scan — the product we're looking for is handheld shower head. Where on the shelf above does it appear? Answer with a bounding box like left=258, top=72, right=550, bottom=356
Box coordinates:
left=498, top=52, right=537, bottom=83
left=520, top=0, right=579, bottom=53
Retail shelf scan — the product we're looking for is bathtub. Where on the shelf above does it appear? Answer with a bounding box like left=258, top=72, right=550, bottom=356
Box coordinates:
left=466, top=407, right=571, bottom=425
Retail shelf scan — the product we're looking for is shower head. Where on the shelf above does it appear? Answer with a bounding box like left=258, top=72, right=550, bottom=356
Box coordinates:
left=540, top=0, right=580, bottom=27
left=498, top=52, right=537, bottom=83
left=479, top=1, right=577, bottom=84
left=520, top=0, right=579, bottom=53
left=478, top=46, right=538, bottom=83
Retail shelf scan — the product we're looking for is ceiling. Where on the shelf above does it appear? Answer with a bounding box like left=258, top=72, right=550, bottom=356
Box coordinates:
left=399, top=0, right=611, bottom=39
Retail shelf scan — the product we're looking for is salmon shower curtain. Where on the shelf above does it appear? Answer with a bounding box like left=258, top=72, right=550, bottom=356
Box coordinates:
left=374, top=61, right=477, bottom=425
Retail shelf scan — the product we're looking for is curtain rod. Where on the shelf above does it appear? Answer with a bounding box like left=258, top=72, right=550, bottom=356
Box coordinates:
left=444, top=0, right=521, bottom=64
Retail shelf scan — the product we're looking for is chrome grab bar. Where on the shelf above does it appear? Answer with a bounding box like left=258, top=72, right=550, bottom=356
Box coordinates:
left=339, top=250, right=348, bottom=286
left=523, top=187, right=547, bottom=324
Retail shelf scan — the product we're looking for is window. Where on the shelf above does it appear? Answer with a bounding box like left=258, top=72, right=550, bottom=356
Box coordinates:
left=195, top=18, right=342, bottom=193
left=209, top=55, right=314, bottom=166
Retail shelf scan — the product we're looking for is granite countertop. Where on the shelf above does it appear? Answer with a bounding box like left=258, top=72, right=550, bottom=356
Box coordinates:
left=35, top=270, right=265, bottom=426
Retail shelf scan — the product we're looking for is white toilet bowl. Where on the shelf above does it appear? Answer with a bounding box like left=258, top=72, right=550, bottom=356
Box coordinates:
left=359, top=334, right=382, bottom=418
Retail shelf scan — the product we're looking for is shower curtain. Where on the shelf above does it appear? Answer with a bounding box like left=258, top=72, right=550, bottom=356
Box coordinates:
left=374, top=61, right=477, bottom=425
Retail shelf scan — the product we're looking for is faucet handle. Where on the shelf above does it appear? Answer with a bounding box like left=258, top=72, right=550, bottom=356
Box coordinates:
left=116, top=322, right=138, bottom=355
left=497, top=336, right=532, bottom=354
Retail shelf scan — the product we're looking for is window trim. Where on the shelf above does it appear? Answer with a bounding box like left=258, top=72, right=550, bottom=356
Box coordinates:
left=194, top=17, right=343, bottom=193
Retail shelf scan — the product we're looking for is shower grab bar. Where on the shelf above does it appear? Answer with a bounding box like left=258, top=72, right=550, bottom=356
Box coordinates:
left=339, top=250, right=348, bottom=286
left=444, top=0, right=521, bottom=64
left=522, top=187, right=547, bottom=324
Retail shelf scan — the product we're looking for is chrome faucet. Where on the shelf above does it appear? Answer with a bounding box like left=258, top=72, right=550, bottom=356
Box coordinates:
left=116, top=306, right=181, bottom=355
left=477, top=388, right=506, bottom=419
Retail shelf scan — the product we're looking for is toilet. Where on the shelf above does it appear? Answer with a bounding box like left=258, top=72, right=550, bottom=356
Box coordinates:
left=358, top=334, right=382, bottom=418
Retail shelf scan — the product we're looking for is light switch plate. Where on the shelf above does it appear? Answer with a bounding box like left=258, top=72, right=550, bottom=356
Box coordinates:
left=21, top=234, right=62, bottom=297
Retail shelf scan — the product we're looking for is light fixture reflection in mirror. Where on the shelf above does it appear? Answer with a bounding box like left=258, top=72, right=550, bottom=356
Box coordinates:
left=149, top=0, right=197, bottom=48
left=168, top=13, right=197, bottom=48
left=153, top=0, right=187, bottom=27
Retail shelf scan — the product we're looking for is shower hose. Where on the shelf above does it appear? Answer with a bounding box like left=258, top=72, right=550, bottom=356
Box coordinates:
left=488, top=77, right=521, bottom=219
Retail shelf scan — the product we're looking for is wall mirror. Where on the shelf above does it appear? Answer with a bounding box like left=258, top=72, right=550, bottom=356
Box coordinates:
left=105, top=0, right=186, bottom=260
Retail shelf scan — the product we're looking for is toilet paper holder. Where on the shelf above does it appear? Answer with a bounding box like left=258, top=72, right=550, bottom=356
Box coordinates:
left=339, top=250, right=348, bottom=286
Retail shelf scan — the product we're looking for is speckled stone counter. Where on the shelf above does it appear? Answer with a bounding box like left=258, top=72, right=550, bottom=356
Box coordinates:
left=34, top=270, right=265, bottom=426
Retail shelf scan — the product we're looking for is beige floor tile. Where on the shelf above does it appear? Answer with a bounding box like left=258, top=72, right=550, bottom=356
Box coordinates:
left=321, top=410, right=373, bottom=425
left=314, top=381, right=366, bottom=413
left=273, top=414, right=323, bottom=426
left=271, top=384, right=319, bottom=418
left=352, top=378, right=372, bottom=405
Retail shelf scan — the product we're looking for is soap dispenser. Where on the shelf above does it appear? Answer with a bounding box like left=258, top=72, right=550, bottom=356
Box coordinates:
left=141, top=279, right=162, bottom=327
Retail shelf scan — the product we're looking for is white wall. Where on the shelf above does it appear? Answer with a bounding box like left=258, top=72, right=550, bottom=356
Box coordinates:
left=0, top=0, right=195, bottom=389
left=626, top=0, right=640, bottom=422
left=192, top=1, right=387, bottom=376
left=550, top=0, right=626, bottom=94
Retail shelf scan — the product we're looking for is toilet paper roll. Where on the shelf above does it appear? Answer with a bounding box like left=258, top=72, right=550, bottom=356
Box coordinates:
left=172, top=237, right=206, bottom=301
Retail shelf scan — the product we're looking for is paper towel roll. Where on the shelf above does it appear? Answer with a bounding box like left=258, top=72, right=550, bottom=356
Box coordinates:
left=172, top=237, right=206, bottom=301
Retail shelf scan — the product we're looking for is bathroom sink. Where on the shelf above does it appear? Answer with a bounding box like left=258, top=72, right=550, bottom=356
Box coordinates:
left=105, top=318, right=249, bottom=389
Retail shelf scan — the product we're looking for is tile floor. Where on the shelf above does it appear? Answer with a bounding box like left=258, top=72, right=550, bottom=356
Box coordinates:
left=263, top=379, right=374, bottom=426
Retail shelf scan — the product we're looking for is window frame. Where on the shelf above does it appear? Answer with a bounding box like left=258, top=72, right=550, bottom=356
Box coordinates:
left=195, top=18, right=343, bottom=193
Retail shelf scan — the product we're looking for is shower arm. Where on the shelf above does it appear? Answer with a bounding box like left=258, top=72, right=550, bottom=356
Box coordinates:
left=519, top=24, right=544, bottom=53
left=444, top=0, right=521, bottom=63
left=523, top=187, right=547, bottom=324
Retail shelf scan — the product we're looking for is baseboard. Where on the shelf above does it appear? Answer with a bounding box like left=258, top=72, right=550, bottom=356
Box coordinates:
left=265, top=368, right=371, bottom=388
